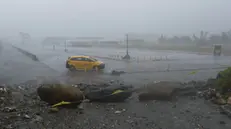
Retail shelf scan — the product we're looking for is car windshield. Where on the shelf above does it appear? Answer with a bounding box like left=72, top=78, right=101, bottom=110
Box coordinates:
left=89, top=57, right=97, bottom=61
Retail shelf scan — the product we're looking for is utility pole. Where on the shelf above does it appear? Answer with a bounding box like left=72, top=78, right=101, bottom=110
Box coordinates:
left=123, top=33, right=130, bottom=60
left=126, top=34, right=129, bottom=55
left=64, top=40, right=67, bottom=52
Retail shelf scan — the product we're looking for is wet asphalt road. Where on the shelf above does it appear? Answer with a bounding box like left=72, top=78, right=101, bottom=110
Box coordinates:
left=0, top=43, right=60, bottom=85
left=2, top=42, right=231, bottom=86
left=9, top=43, right=231, bottom=86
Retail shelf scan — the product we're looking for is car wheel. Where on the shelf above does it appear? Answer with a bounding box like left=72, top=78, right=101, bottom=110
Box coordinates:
left=69, top=65, right=76, bottom=71
left=92, top=66, right=99, bottom=71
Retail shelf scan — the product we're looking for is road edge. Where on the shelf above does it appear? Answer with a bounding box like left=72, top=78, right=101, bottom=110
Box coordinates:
left=11, top=45, right=39, bottom=61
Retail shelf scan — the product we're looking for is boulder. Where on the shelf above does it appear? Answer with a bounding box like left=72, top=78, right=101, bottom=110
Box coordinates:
left=220, top=105, right=231, bottom=117
left=211, top=98, right=226, bottom=105
left=174, top=87, right=198, bottom=96
left=227, top=97, right=231, bottom=105
left=203, top=88, right=217, bottom=100
left=138, top=81, right=181, bottom=101
left=37, top=84, right=84, bottom=105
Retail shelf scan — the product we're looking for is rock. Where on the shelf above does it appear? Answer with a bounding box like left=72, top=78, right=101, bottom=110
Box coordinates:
left=31, top=115, right=43, bottom=123
left=4, top=124, right=13, bottom=129
left=172, top=105, right=176, bottom=108
left=203, top=88, right=217, bottom=100
left=197, top=91, right=204, bottom=98
left=115, top=110, right=122, bottom=114
left=49, top=107, right=59, bottom=113
left=211, top=98, right=226, bottom=105
left=0, top=86, right=7, bottom=93
left=227, top=97, right=231, bottom=105
left=0, top=97, right=4, bottom=103
left=220, top=105, right=231, bottom=117
left=2, top=107, right=16, bottom=112
left=138, top=81, right=181, bottom=101
left=216, top=92, right=222, bottom=98
left=77, top=103, right=84, bottom=110
left=174, top=87, right=197, bottom=96
left=109, top=80, right=115, bottom=84
left=85, top=85, right=133, bottom=102
left=24, top=114, right=31, bottom=119
left=37, top=84, right=84, bottom=105
left=11, top=92, right=24, bottom=102
left=219, top=121, right=226, bottom=125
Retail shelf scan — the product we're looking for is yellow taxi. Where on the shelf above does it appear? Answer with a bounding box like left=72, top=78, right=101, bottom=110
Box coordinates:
left=66, top=55, right=105, bottom=71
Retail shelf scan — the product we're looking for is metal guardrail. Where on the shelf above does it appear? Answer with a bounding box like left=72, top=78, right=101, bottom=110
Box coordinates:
left=11, top=45, right=39, bottom=61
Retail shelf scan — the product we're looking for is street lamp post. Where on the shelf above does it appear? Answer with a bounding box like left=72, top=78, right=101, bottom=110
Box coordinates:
left=123, top=34, right=131, bottom=60
left=64, top=40, right=68, bottom=52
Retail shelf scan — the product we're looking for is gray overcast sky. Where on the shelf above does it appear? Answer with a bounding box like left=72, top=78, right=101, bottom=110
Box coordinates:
left=0, top=0, right=231, bottom=37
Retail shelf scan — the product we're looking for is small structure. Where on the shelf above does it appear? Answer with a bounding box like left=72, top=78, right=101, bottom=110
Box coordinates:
left=213, top=44, right=222, bottom=56
left=66, top=40, right=93, bottom=47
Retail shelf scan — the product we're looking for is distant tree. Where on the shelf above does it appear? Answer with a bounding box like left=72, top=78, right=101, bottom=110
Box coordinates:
left=192, top=34, right=199, bottom=44
left=192, top=31, right=208, bottom=46
left=221, top=32, right=229, bottom=44
left=156, top=29, right=231, bottom=45
left=209, top=34, right=221, bottom=44
left=180, top=36, right=192, bottom=44
left=170, top=36, right=180, bottom=44
left=157, top=34, right=167, bottom=44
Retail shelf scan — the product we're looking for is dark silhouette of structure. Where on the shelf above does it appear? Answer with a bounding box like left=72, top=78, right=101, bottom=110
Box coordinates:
left=122, top=34, right=131, bottom=60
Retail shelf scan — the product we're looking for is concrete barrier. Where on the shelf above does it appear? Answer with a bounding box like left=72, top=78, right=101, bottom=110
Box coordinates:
left=12, top=45, right=39, bottom=61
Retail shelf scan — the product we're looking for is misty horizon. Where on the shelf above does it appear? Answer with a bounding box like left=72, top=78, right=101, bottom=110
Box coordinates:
left=0, top=0, right=231, bottom=38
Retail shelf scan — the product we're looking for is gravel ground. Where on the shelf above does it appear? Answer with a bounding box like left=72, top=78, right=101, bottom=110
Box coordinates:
left=1, top=80, right=231, bottom=129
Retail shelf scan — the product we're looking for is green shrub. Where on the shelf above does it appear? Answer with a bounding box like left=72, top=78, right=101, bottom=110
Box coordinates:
left=216, top=67, right=231, bottom=94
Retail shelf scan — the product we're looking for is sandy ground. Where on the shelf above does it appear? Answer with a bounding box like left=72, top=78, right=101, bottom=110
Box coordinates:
left=1, top=42, right=231, bottom=129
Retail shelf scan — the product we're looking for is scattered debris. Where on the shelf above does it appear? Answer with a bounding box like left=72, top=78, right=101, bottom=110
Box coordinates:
left=114, top=109, right=126, bottom=114
left=49, top=107, right=59, bottom=113
left=211, top=98, right=226, bottom=105
left=111, top=70, right=126, bottom=76
left=114, top=110, right=122, bottom=114
left=2, top=107, right=16, bottom=112
left=0, top=77, right=231, bottom=128
left=32, top=115, right=43, bottom=123
left=24, top=114, right=31, bottom=119
left=219, top=120, right=226, bottom=125
left=227, top=97, right=231, bottom=105
left=220, top=105, right=231, bottom=117
left=0, top=86, right=7, bottom=93
left=85, top=85, right=133, bottom=102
